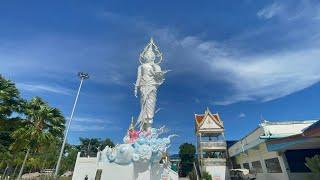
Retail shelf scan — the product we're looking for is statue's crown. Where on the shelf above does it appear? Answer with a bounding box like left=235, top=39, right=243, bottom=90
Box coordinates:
left=139, top=38, right=163, bottom=64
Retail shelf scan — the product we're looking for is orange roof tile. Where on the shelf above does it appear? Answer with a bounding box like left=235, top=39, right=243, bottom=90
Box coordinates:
left=195, top=114, right=205, bottom=125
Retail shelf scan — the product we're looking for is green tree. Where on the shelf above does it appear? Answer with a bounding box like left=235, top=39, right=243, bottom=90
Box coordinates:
left=179, top=143, right=196, bottom=177
left=79, top=137, right=115, bottom=157
left=0, top=75, right=22, bottom=121
left=0, top=75, right=23, bottom=152
left=188, top=169, right=197, bottom=180
left=39, top=140, right=62, bottom=171
left=102, top=138, right=115, bottom=149
left=201, top=171, right=212, bottom=180
left=0, top=75, right=23, bottom=178
left=59, top=144, right=79, bottom=174
left=306, top=155, right=320, bottom=173
left=0, top=149, right=13, bottom=178
left=79, top=138, right=100, bottom=157
left=10, top=97, right=65, bottom=179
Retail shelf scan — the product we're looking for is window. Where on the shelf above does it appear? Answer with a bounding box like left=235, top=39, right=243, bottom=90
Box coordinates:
left=251, top=161, right=263, bottom=173
left=243, top=163, right=250, bottom=170
left=265, top=158, right=282, bottom=173
left=285, top=149, right=320, bottom=172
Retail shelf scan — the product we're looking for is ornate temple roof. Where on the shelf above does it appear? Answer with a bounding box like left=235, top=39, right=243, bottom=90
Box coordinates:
left=194, top=107, right=224, bottom=133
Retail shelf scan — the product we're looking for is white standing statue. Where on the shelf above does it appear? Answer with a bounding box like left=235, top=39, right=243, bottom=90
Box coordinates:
left=72, top=38, right=179, bottom=180
left=134, top=38, right=168, bottom=131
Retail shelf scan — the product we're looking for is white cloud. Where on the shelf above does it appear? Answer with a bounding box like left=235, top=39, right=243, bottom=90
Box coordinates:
left=69, top=116, right=119, bottom=132
left=70, top=124, right=106, bottom=132
left=257, top=1, right=320, bottom=22
left=153, top=2, right=320, bottom=105
left=176, top=35, right=320, bottom=105
left=257, top=3, right=283, bottom=19
left=211, top=48, right=320, bottom=105
left=71, top=116, right=110, bottom=124
left=238, top=113, right=246, bottom=118
left=17, top=83, right=72, bottom=95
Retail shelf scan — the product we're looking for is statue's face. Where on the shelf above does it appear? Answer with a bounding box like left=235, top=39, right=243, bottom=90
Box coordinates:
left=144, top=46, right=155, bottom=63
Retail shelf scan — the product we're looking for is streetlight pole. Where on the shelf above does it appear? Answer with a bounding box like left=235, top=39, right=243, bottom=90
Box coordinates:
left=54, top=72, right=89, bottom=176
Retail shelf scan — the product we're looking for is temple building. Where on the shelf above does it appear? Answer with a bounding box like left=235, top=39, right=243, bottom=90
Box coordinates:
left=194, top=108, right=228, bottom=180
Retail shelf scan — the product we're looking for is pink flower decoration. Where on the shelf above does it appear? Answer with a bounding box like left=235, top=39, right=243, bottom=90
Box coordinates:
left=129, top=130, right=140, bottom=143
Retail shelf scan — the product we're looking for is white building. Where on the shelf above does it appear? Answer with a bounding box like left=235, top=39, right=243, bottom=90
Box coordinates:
left=228, top=120, right=320, bottom=180
left=195, top=108, right=227, bottom=180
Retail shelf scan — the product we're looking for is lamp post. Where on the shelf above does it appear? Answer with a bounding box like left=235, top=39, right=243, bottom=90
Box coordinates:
left=54, top=72, right=89, bottom=176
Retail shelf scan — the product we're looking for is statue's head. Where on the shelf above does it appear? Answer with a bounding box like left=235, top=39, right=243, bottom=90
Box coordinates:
left=144, top=46, right=156, bottom=63
left=139, top=38, right=163, bottom=64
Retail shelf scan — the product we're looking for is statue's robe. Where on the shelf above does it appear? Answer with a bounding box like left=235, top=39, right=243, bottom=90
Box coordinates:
left=136, top=62, right=162, bottom=128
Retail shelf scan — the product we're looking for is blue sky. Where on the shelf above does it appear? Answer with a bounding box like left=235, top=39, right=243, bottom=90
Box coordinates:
left=1, top=0, right=320, bottom=153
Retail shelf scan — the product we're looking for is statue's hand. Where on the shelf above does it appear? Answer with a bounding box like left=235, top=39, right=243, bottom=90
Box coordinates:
left=154, top=70, right=170, bottom=79
left=153, top=71, right=165, bottom=84
left=162, top=69, right=171, bottom=74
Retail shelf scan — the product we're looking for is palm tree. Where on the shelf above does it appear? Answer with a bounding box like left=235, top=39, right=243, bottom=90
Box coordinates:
left=0, top=75, right=23, bottom=169
left=0, top=147, right=13, bottom=180
left=10, top=97, right=65, bottom=179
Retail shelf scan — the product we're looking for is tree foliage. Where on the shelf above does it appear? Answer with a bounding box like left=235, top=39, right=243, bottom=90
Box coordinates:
left=306, top=155, right=320, bottom=173
left=0, top=75, right=22, bottom=120
left=0, top=75, right=24, bottom=172
left=201, top=171, right=212, bottom=180
left=188, top=169, right=197, bottom=180
left=179, top=143, right=196, bottom=177
left=11, top=97, right=65, bottom=152
left=0, top=75, right=23, bottom=150
left=59, top=144, right=79, bottom=174
left=0, top=75, right=116, bottom=178
left=79, top=137, right=115, bottom=157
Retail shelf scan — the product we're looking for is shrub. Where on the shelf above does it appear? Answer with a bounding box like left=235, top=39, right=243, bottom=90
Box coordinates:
left=188, top=170, right=197, bottom=180
left=305, top=155, right=320, bottom=173
left=201, top=171, right=212, bottom=180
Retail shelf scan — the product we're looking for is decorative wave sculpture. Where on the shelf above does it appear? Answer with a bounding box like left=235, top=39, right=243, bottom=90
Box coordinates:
left=100, top=127, right=176, bottom=165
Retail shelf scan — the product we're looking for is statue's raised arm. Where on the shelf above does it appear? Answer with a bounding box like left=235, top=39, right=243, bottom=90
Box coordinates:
left=134, top=38, right=167, bottom=131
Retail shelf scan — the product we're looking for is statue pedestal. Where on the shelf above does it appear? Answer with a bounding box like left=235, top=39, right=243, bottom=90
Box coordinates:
left=72, top=152, right=179, bottom=180
left=100, top=163, right=134, bottom=180
left=100, top=162, right=167, bottom=180
left=133, top=162, right=151, bottom=180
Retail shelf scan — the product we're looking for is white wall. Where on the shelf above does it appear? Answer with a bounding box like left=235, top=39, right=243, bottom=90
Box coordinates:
left=205, top=165, right=226, bottom=180
left=101, top=163, right=134, bottom=180
left=72, top=152, right=179, bottom=180
left=72, top=153, right=98, bottom=180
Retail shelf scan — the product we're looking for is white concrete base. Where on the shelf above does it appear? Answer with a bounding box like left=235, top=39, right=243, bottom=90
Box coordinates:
left=72, top=156, right=98, bottom=180
left=72, top=152, right=179, bottom=180
left=101, top=163, right=134, bottom=180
